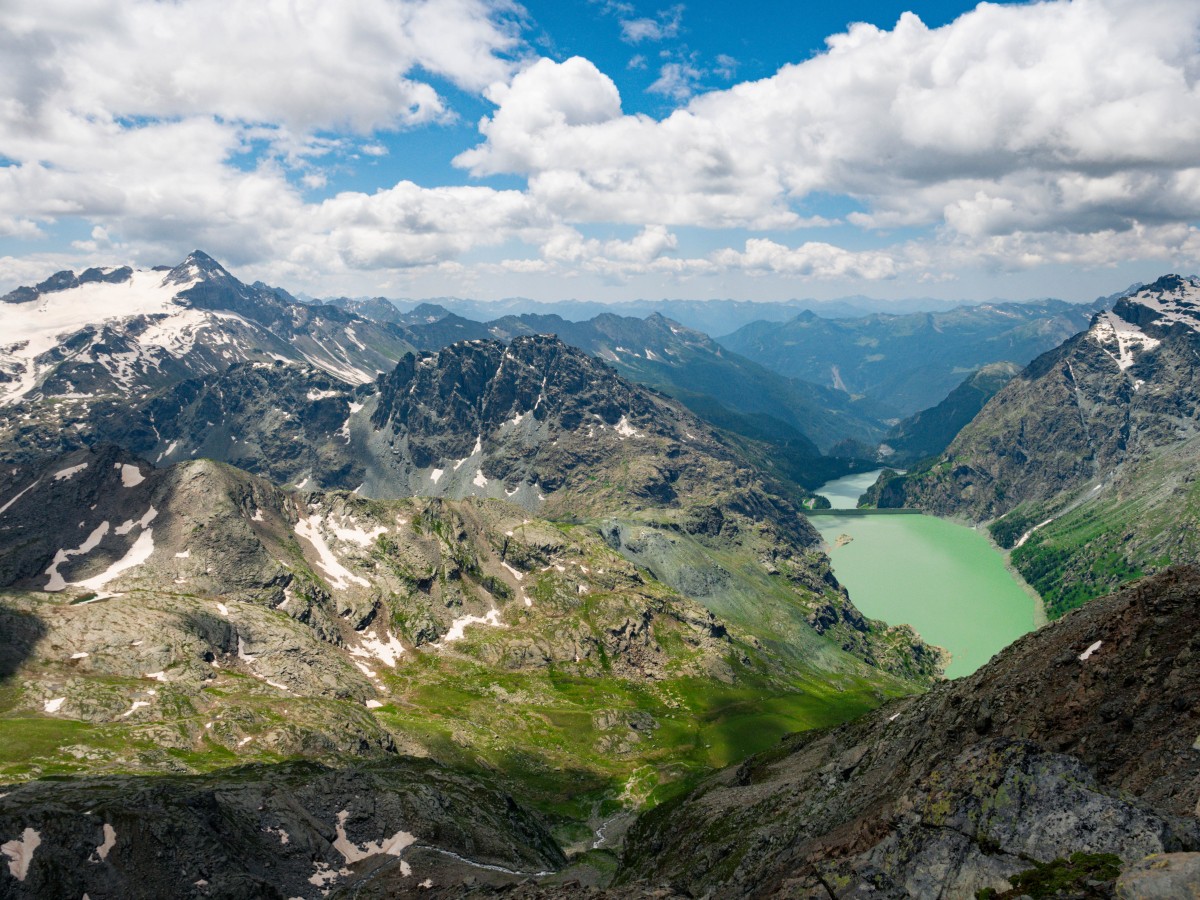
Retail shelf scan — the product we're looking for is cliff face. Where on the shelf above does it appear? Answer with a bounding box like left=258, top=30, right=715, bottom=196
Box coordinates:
left=612, top=567, right=1200, bottom=899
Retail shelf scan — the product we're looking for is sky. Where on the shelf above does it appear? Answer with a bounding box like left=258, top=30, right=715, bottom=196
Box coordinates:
left=2, top=0, right=1200, bottom=304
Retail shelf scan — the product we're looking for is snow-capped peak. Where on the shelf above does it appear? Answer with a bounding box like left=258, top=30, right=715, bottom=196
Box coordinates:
left=163, top=250, right=231, bottom=287
left=0, top=266, right=204, bottom=404
left=1117, top=274, right=1200, bottom=334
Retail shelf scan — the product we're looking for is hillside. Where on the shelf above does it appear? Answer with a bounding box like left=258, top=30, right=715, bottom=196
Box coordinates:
left=871, top=275, right=1200, bottom=617
left=608, top=567, right=1200, bottom=898
left=881, top=361, right=1021, bottom=464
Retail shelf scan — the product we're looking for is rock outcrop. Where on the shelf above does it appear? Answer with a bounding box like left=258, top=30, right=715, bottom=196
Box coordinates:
left=610, top=567, right=1200, bottom=898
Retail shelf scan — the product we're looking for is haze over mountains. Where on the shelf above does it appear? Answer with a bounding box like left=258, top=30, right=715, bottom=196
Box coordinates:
left=2, top=251, right=1199, bottom=898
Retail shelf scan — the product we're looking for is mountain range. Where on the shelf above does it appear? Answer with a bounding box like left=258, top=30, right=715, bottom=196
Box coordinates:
left=719, top=299, right=1101, bottom=418
left=0, top=251, right=952, bottom=896
left=2, top=253, right=1197, bottom=898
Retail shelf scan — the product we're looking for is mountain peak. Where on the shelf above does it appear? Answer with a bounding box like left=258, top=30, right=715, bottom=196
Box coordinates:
left=163, top=249, right=231, bottom=286
left=1112, top=272, right=1200, bottom=337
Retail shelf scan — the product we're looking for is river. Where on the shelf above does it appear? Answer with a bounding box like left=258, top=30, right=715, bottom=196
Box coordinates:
left=809, top=469, right=1036, bottom=679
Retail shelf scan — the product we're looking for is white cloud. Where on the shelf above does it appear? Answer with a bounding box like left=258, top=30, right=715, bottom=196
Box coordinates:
left=3, top=0, right=1200, bottom=298
left=648, top=61, right=704, bottom=100
left=459, top=0, right=1200, bottom=244
left=1, top=0, right=523, bottom=135
left=713, top=239, right=903, bottom=281
left=619, top=5, right=683, bottom=43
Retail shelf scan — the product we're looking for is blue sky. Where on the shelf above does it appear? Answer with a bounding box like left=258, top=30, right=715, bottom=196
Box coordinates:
left=2, top=0, right=1199, bottom=304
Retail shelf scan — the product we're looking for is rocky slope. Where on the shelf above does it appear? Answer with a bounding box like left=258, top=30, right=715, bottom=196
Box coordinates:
left=6, top=564, right=1197, bottom=899
left=880, top=361, right=1021, bottom=464
left=332, top=299, right=887, bottom=469
left=720, top=299, right=1098, bottom=418
left=0, top=760, right=566, bottom=898
left=874, top=275, right=1200, bottom=616
left=0, top=442, right=933, bottom=878
left=606, top=567, right=1200, bottom=899
left=0, top=250, right=413, bottom=408
left=1, top=331, right=941, bottom=684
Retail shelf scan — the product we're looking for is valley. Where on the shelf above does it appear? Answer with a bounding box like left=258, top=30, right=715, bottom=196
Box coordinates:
left=0, top=251, right=1197, bottom=898
left=5, top=3, right=1200, bottom=895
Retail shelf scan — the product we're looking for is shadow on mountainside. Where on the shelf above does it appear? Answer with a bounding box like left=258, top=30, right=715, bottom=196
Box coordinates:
left=0, top=602, right=46, bottom=682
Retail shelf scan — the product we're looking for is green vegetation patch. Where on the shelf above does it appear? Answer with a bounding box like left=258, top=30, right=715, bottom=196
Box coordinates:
left=976, top=851, right=1121, bottom=899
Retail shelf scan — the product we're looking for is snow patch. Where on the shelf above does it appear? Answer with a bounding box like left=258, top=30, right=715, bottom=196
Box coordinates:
left=1090, top=311, right=1161, bottom=371
left=92, top=824, right=117, bottom=862
left=615, top=415, right=641, bottom=439
left=0, top=479, right=41, bottom=516
left=74, top=529, right=155, bottom=591
left=71, top=652, right=88, bottom=659
left=439, top=609, right=504, bottom=644
left=366, top=700, right=384, bottom=709
left=145, top=671, right=167, bottom=682
left=115, top=505, right=156, bottom=535
left=116, top=463, right=145, bottom=488
left=351, top=631, right=405, bottom=667
left=1, top=828, right=41, bottom=882
left=501, top=561, right=523, bottom=581
left=430, top=468, right=444, bottom=484
left=294, top=515, right=369, bottom=589
left=43, top=698, right=65, bottom=714
left=44, top=521, right=110, bottom=591
left=120, top=700, right=151, bottom=718
left=1079, top=640, right=1103, bottom=661
left=175, top=549, right=190, bottom=559
left=332, top=810, right=417, bottom=866
left=473, top=469, right=488, bottom=489
left=329, top=516, right=387, bottom=547
left=237, top=636, right=257, bottom=663
left=52, top=463, right=88, bottom=481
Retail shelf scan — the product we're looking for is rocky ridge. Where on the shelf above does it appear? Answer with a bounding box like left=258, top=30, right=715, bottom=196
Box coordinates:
left=0, top=250, right=413, bottom=408
left=600, top=567, right=1200, bottom=898
left=871, top=275, right=1200, bottom=615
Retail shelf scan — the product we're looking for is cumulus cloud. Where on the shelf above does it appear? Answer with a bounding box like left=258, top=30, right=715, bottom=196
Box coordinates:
left=3, top=0, right=1200, bottom=297
left=459, top=0, right=1200, bottom=244
left=714, top=239, right=903, bottom=280
left=1, top=0, right=523, bottom=135
left=0, top=0, right=537, bottom=278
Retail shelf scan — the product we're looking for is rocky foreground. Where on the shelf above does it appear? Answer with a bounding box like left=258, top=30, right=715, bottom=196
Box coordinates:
left=3, top=568, right=1199, bottom=898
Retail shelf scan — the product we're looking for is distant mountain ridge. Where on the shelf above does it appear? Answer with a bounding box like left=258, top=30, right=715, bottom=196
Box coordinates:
left=329, top=298, right=889, bottom=486
left=719, top=298, right=1101, bottom=417
left=331, top=293, right=1065, bottom=337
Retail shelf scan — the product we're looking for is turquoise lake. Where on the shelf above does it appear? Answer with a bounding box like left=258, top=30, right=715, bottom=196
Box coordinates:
left=811, top=470, right=1037, bottom=678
